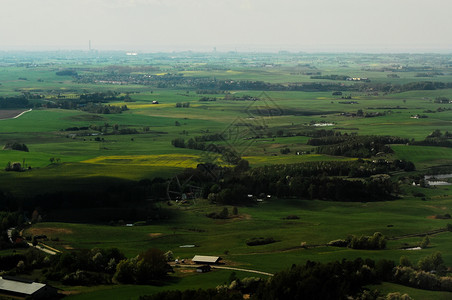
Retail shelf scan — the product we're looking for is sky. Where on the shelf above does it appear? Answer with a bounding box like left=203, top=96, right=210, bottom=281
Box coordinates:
left=1, top=0, right=451, bottom=52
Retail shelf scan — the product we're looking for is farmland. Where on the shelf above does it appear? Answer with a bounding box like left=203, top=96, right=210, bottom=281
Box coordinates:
left=1, top=51, right=452, bottom=299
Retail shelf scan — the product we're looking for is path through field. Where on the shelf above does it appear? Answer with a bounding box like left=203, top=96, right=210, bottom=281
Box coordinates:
left=211, top=265, right=273, bottom=276
left=0, top=109, right=32, bottom=120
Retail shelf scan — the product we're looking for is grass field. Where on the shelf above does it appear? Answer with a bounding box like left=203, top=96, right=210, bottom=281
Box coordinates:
left=2, top=52, right=452, bottom=299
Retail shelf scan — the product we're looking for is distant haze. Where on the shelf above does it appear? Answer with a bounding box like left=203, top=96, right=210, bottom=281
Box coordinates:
left=1, top=0, right=451, bottom=53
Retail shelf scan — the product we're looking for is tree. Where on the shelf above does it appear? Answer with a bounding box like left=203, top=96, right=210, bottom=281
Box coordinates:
left=399, top=256, right=412, bottom=267
left=420, top=236, right=430, bottom=249
left=136, top=248, right=169, bottom=283
left=234, top=159, right=250, bottom=173
left=113, top=248, right=170, bottom=284
left=219, top=207, right=229, bottom=219
left=164, top=250, right=174, bottom=262
left=113, top=259, right=136, bottom=284
left=418, top=252, right=446, bottom=275
left=232, top=207, right=238, bottom=215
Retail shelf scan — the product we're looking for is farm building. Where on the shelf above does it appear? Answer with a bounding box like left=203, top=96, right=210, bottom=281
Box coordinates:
left=192, top=255, right=222, bottom=264
left=0, top=276, right=59, bottom=299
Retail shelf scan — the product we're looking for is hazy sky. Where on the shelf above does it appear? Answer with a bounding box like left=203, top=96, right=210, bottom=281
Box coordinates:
left=1, top=0, right=451, bottom=52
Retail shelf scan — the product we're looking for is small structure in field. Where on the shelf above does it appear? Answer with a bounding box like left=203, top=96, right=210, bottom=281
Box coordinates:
left=0, top=276, right=58, bottom=299
left=192, top=255, right=222, bottom=264
left=196, top=265, right=211, bottom=273
left=152, top=100, right=159, bottom=104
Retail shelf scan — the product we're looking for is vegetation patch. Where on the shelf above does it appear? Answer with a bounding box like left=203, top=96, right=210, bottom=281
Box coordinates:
left=246, top=237, right=277, bottom=246
left=27, top=227, right=74, bottom=236
left=3, top=142, right=29, bottom=152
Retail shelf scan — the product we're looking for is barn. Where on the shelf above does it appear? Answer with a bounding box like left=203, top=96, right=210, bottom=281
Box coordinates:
left=0, top=276, right=59, bottom=300
left=192, top=255, right=222, bottom=264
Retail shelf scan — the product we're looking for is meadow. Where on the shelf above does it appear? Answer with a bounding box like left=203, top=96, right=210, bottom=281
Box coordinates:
left=1, top=51, right=452, bottom=298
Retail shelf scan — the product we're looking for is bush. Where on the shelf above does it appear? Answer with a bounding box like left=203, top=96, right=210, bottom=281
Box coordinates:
left=113, top=248, right=170, bottom=284
left=3, top=142, right=29, bottom=152
left=447, top=223, right=452, bottom=231
left=246, top=237, right=276, bottom=246
left=62, top=270, right=110, bottom=286
left=327, top=239, right=348, bottom=247
left=206, top=207, right=229, bottom=219
left=420, top=236, right=430, bottom=249
left=284, top=215, right=300, bottom=220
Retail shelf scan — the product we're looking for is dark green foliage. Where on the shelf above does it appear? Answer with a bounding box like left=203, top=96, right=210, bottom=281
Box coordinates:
left=308, top=135, right=408, bottom=158
left=3, top=142, right=29, bottom=152
left=420, top=236, right=430, bottom=248
left=5, top=161, right=23, bottom=172
left=413, top=130, right=452, bottom=148
left=56, top=69, right=78, bottom=76
left=206, top=207, right=229, bottom=219
left=172, top=137, right=241, bottom=164
left=327, top=239, right=348, bottom=247
left=62, top=270, right=110, bottom=285
left=113, top=248, right=170, bottom=284
left=246, top=237, right=276, bottom=246
left=311, top=74, right=350, bottom=80
left=417, top=252, right=447, bottom=275
left=80, top=103, right=128, bottom=114
left=329, top=233, right=387, bottom=250
left=447, top=223, right=452, bottom=231
left=180, top=159, right=404, bottom=204
left=45, top=247, right=125, bottom=283
left=139, top=289, right=243, bottom=300
left=348, top=232, right=387, bottom=250
left=0, top=96, right=29, bottom=108
left=252, top=259, right=379, bottom=300
left=279, top=147, right=290, bottom=154
left=393, top=264, right=452, bottom=292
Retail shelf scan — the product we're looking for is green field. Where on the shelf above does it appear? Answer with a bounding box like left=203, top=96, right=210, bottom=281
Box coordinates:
left=1, top=52, right=452, bottom=299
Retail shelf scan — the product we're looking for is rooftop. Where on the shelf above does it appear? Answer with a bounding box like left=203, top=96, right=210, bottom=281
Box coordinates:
left=192, top=255, right=221, bottom=264
left=0, top=276, right=46, bottom=295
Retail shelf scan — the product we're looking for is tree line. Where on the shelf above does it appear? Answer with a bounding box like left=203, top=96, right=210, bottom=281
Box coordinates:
left=141, top=253, right=452, bottom=300
left=308, top=135, right=410, bottom=158
left=0, top=96, right=29, bottom=108
left=178, top=159, right=410, bottom=205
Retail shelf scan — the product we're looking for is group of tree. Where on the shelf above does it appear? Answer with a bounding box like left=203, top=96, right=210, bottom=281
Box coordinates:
left=394, top=252, right=452, bottom=292
left=310, top=74, right=350, bottom=80
left=113, top=248, right=171, bottom=284
left=3, top=142, right=29, bottom=152
left=308, top=135, right=409, bottom=158
left=175, top=102, right=190, bottom=108
left=5, top=161, right=25, bottom=172
left=412, top=130, right=452, bottom=148
left=0, top=211, right=25, bottom=249
left=55, top=69, right=78, bottom=76
left=142, top=252, right=452, bottom=299
left=171, top=138, right=241, bottom=164
left=141, top=256, right=428, bottom=300
left=43, top=91, right=131, bottom=110
left=328, top=232, right=387, bottom=250
left=0, top=96, right=29, bottom=108
left=80, top=103, right=128, bottom=114
left=0, top=245, right=170, bottom=286
left=179, top=159, right=408, bottom=205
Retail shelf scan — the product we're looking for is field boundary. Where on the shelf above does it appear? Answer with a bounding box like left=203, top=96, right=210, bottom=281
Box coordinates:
left=0, top=108, right=32, bottom=120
